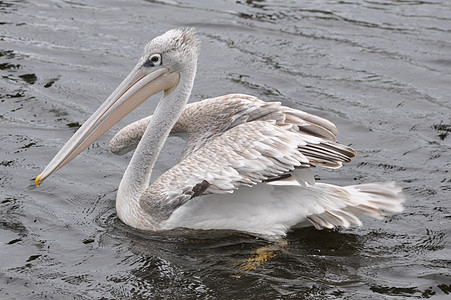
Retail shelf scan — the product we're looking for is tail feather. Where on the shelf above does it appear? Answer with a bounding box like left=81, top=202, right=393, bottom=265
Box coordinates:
left=307, top=182, right=405, bottom=230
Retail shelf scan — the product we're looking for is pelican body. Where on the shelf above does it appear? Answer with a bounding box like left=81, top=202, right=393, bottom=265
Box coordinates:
left=36, top=29, right=404, bottom=238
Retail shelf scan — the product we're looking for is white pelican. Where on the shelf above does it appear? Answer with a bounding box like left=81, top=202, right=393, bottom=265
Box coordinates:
left=36, top=28, right=404, bottom=238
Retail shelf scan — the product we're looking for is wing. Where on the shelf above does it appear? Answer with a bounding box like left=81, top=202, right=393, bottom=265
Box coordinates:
left=139, top=120, right=355, bottom=222
left=109, top=115, right=152, bottom=155
left=109, top=94, right=340, bottom=159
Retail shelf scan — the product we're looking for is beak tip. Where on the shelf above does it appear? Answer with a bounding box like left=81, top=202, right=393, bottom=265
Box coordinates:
left=35, top=174, right=43, bottom=187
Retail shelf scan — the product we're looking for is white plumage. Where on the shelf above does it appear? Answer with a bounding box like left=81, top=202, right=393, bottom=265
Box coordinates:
left=162, top=181, right=403, bottom=237
left=37, top=28, right=405, bottom=239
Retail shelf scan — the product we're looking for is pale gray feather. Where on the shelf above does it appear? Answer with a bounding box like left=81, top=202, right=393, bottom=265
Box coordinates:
left=307, top=182, right=405, bottom=229
left=110, top=94, right=350, bottom=161
left=138, top=119, right=354, bottom=222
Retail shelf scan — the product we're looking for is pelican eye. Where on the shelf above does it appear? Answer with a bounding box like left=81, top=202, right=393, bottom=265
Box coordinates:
left=143, top=54, right=162, bottom=68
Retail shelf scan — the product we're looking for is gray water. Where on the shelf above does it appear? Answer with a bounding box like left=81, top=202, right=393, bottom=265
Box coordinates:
left=1, top=0, right=450, bottom=299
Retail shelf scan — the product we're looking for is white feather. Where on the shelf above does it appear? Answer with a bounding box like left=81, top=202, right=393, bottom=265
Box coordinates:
left=161, top=181, right=405, bottom=238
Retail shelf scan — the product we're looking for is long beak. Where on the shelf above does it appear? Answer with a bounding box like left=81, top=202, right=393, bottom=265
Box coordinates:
left=35, top=65, right=180, bottom=186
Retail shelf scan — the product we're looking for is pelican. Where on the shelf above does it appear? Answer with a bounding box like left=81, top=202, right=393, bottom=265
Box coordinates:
left=36, top=28, right=404, bottom=238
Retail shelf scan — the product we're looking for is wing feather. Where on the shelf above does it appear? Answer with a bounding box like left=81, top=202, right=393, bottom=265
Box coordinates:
left=139, top=120, right=354, bottom=221
left=109, top=94, right=343, bottom=158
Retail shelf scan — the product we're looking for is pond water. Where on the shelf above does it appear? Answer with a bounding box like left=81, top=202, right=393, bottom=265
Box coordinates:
left=1, top=0, right=450, bottom=298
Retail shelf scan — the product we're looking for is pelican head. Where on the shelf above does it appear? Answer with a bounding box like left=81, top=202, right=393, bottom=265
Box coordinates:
left=36, top=28, right=199, bottom=186
left=142, top=28, right=199, bottom=76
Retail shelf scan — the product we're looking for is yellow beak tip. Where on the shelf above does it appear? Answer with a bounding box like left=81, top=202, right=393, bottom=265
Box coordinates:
left=35, top=174, right=43, bottom=187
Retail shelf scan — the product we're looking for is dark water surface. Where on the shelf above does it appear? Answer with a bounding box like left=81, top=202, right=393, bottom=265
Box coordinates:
left=1, top=0, right=450, bottom=298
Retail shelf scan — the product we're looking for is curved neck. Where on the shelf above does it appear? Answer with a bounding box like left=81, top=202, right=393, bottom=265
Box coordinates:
left=116, top=69, right=195, bottom=229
